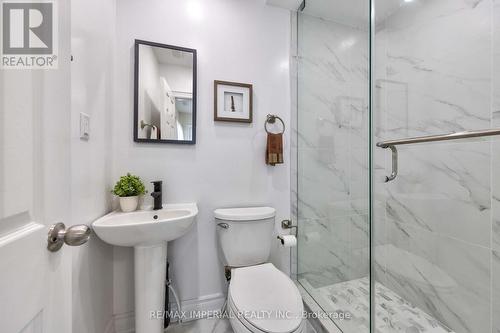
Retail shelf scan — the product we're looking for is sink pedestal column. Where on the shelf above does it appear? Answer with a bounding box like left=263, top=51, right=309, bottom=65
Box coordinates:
left=134, top=243, right=167, bottom=333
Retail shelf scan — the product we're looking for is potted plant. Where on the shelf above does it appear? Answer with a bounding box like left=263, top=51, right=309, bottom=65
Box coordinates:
left=112, top=173, right=147, bottom=212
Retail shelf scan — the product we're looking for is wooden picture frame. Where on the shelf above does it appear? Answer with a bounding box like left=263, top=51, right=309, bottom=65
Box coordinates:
left=214, top=80, right=253, bottom=123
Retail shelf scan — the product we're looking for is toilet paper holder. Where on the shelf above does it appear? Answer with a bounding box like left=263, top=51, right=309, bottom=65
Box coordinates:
left=279, top=219, right=297, bottom=237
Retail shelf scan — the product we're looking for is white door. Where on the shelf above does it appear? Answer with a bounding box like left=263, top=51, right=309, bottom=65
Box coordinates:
left=0, top=1, right=74, bottom=332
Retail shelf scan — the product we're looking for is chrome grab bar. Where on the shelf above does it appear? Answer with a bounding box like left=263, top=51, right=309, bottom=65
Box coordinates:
left=385, top=145, right=398, bottom=183
left=377, top=128, right=500, bottom=182
left=376, top=128, right=500, bottom=148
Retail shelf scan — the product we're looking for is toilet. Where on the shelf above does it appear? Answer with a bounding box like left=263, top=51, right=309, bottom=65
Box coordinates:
left=214, top=207, right=306, bottom=333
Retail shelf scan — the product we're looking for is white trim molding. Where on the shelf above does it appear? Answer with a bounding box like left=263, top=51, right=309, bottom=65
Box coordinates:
left=169, top=293, right=226, bottom=323
left=113, top=293, right=226, bottom=333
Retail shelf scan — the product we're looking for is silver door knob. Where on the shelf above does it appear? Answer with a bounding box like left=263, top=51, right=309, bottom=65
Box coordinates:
left=47, top=223, right=91, bottom=252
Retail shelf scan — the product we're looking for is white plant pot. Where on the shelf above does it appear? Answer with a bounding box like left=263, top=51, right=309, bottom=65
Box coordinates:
left=119, top=196, right=139, bottom=212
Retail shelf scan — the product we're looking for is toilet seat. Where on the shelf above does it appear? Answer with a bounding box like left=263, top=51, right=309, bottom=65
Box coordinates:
left=228, top=263, right=304, bottom=333
left=228, top=296, right=306, bottom=333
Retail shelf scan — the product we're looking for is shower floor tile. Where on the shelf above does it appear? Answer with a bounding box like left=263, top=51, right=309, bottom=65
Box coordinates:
left=302, top=277, right=454, bottom=333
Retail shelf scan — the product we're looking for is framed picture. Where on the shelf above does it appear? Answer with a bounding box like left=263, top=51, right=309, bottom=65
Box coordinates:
left=214, top=80, right=253, bottom=123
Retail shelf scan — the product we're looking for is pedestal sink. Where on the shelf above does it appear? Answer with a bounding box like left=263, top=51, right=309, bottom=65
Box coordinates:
left=92, top=203, right=198, bottom=333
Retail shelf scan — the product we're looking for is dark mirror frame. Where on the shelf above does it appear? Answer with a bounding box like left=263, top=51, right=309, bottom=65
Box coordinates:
left=133, top=39, right=197, bottom=144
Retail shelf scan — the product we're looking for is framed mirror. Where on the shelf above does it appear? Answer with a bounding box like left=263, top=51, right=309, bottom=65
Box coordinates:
left=134, top=39, right=197, bottom=144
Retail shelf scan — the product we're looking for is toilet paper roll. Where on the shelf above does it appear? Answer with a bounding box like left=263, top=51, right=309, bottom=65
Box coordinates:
left=278, top=235, right=297, bottom=248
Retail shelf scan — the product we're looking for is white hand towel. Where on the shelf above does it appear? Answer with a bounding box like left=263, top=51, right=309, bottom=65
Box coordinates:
left=150, top=126, right=158, bottom=139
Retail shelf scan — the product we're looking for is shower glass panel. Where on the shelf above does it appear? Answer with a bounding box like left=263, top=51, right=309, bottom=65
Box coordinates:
left=372, top=0, right=500, bottom=332
left=295, top=1, right=370, bottom=331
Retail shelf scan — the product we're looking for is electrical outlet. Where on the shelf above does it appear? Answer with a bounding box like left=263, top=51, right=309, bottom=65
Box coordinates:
left=80, top=112, right=90, bottom=140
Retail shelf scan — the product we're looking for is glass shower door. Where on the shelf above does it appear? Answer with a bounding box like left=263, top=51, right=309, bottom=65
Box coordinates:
left=372, top=0, right=500, bottom=332
left=294, top=1, right=371, bottom=331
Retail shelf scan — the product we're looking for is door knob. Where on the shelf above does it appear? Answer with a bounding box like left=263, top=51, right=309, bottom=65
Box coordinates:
left=47, top=223, right=91, bottom=252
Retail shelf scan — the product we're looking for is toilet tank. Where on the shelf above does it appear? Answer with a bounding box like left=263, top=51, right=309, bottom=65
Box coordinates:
left=214, top=207, right=275, bottom=267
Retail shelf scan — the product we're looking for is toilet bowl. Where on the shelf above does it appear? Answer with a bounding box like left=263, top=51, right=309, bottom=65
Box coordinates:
left=228, top=263, right=305, bottom=333
left=214, top=207, right=305, bottom=333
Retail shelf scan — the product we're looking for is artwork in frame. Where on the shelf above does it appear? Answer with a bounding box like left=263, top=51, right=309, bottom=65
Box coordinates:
left=214, top=80, right=253, bottom=123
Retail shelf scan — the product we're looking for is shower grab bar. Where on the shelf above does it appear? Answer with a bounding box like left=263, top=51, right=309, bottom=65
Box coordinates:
left=376, top=128, right=500, bottom=148
left=377, top=128, right=500, bottom=182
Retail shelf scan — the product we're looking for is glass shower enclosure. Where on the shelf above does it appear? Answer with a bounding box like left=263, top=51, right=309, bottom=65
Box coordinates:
left=294, top=0, right=500, bottom=332
left=294, top=1, right=370, bottom=331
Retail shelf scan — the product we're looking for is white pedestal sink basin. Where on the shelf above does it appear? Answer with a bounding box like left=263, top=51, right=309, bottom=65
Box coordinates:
left=92, top=203, right=198, bottom=333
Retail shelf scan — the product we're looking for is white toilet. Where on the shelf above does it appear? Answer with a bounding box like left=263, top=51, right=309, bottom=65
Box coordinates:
left=214, top=207, right=306, bottom=333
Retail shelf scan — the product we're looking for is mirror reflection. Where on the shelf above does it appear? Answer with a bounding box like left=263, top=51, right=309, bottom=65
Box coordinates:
left=134, top=40, right=196, bottom=143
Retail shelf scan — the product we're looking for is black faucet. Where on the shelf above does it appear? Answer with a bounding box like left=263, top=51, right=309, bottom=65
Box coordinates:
left=151, top=181, right=163, bottom=210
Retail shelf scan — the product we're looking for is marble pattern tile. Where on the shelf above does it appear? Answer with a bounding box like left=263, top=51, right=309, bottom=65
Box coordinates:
left=492, top=143, right=500, bottom=252
left=298, top=218, right=355, bottom=287
left=385, top=141, right=491, bottom=247
left=373, top=1, right=497, bottom=332
left=494, top=0, right=500, bottom=127
left=381, top=219, right=491, bottom=333
left=296, top=12, right=370, bottom=296
left=493, top=251, right=500, bottom=333
left=374, top=197, right=494, bottom=325
left=493, top=0, right=500, bottom=249
left=377, top=0, right=491, bottom=137
left=296, top=1, right=500, bottom=333
left=316, top=277, right=453, bottom=333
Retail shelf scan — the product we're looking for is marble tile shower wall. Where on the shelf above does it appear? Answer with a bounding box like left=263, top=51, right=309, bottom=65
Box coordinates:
left=373, top=1, right=500, bottom=332
left=295, top=13, right=370, bottom=288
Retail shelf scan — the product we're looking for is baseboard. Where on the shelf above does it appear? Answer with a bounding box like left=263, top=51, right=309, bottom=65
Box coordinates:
left=169, top=292, right=226, bottom=322
left=113, top=293, right=226, bottom=332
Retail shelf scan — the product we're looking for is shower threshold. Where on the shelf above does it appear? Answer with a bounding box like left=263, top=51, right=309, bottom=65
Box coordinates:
left=299, top=277, right=454, bottom=333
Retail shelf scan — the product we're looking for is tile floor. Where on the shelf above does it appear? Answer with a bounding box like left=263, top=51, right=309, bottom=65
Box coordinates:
left=165, top=317, right=318, bottom=333
left=165, top=317, right=233, bottom=333
left=307, top=277, right=454, bottom=333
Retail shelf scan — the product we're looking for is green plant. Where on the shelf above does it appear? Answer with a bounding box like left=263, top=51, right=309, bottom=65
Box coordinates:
left=112, top=173, right=147, bottom=197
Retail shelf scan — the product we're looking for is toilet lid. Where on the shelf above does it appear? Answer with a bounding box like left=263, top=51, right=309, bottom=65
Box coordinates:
left=214, top=207, right=276, bottom=221
left=229, top=263, right=303, bottom=333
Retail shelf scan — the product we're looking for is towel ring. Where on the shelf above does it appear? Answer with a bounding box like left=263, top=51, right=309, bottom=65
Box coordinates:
left=265, top=114, right=285, bottom=134
left=140, top=120, right=154, bottom=130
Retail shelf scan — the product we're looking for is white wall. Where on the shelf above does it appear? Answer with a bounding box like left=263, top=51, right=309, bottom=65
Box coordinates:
left=113, top=0, right=291, bottom=317
left=70, top=0, right=116, bottom=332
